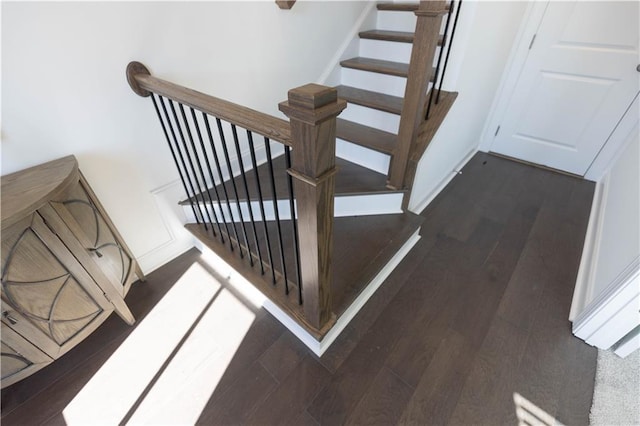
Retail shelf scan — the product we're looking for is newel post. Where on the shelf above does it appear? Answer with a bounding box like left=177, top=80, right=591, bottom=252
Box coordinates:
left=279, top=84, right=347, bottom=332
left=388, top=0, right=448, bottom=190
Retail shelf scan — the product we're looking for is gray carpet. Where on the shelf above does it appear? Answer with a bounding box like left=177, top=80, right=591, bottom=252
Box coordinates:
left=590, top=349, right=640, bottom=425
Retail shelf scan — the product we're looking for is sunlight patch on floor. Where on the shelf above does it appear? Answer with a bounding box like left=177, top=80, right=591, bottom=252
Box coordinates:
left=127, top=286, right=256, bottom=424
left=198, top=244, right=267, bottom=310
left=62, top=262, right=255, bottom=425
left=514, top=392, right=565, bottom=426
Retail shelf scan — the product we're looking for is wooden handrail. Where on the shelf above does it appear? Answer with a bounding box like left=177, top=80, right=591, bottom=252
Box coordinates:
left=387, top=1, right=449, bottom=190
left=127, top=61, right=347, bottom=335
left=126, top=62, right=292, bottom=146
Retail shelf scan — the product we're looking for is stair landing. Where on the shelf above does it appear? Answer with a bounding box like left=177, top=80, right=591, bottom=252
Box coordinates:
left=186, top=210, right=423, bottom=338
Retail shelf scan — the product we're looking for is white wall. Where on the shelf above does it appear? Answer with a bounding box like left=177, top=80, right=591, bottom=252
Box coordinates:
left=590, top=131, right=640, bottom=302
left=1, top=1, right=369, bottom=272
left=408, top=1, right=529, bottom=211
left=570, top=121, right=639, bottom=354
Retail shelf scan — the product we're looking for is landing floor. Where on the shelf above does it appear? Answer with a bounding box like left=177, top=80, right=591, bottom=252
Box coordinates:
left=1, top=153, right=597, bottom=425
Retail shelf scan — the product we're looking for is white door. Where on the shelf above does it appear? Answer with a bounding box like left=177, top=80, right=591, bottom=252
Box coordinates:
left=489, top=1, right=639, bottom=176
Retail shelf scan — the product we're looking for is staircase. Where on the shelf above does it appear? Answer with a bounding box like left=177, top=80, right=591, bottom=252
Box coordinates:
left=126, top=1, right=461, bottom=355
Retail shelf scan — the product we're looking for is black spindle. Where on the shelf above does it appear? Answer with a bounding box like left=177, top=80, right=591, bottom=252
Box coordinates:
left=247, top=132, right=276, bottom=284
left=203, top=115, right=240, bottom=252
left=227, top=124, right=254, bottom=265
left=190, top=108, right=227, bottom=243
left=436, top=0, right=463, bottom=104
left=285, top=146, right=303, bottom=304
left=150, top=95, right=201, bottom=228
left=169, top=100, right=212, bottom=231
left=179, top=104, right=218, bottom=236
left=232, top=129, right=265, bottom=272
left=426, top=0, right=455, bottom=120
left=265, top=138, right=289, bottom=294
left=217, top=119, right=250, bottom=259
left=158, top=96, right=207, bottom=227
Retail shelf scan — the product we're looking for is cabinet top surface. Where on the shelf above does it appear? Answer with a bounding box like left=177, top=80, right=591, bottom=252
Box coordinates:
left=1, top=156, right=79, bottom=229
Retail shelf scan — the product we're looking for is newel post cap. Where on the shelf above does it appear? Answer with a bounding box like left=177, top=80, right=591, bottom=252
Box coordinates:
left=279, top=84, right=347, bottom=125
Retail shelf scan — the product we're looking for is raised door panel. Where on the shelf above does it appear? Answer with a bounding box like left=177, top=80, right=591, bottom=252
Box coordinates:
left=490, top=1, right=639, bottom=175
left=1, top=323, right=53, bottom=389
left=1, top=214, right=113, bottom=358
left=50, top=178, right=137, bottom=297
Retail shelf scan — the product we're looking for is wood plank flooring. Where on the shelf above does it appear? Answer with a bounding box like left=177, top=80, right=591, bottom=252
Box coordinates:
left=1, top=153, right=597, bottom=425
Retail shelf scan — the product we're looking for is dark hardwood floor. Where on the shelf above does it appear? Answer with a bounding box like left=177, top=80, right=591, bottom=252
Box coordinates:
left=1, top=152, right=597, bottom=425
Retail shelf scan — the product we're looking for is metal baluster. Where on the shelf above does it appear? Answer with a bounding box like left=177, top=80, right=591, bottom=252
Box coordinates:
left=158, top=96, right=207, bottom=227
left=190, top=108, right=227, bottom=243
left=232, top=129, right=264, bottom=272
left=178, top=104, right=218, bottom=236
left=169, top=100, right=212, bottom=231
left=216, top=119, right=248, bottom=259
left=150, top=95, right=201, bottom=228
left=436, top=0, right=463, bottom=104
left=265, top=138, right=289, bottom=294
left=203, top=114, right=238, bottom=252
left=284, top=146, right=303, bottom=304
left=225, top=124, right=253, bottom=264
left=215, top=117, right=244, bottom=258
left=426, top=0, right=455, bottom=120
left=247, top=132, right=276, bottom=284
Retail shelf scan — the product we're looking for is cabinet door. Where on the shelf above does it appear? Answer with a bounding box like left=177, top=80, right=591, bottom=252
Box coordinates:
left=49, top=176, right=139, bottom=297
left=1, top=214, right=113, bottom=358
left=1, top=323, right=52, bottom=389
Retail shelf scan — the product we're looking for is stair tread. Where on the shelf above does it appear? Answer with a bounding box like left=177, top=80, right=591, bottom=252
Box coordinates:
left=340, top=57, right=409, bottom=77
left=180, top=156, right=400, bottom=206
left=336, top=85, right=403, bottom=115
left=359, top=29, right=414, bottom=43
left=340, top=57, right=436, bottom=82
left=377, top=2, right=451, bottom=11
left=186, top=210, right=424, bottom=320
left=359, top=30, right=445, bottom=46
left=377, top=2, right=419, bottom=11
left=336, top=118, right=397, bottom=155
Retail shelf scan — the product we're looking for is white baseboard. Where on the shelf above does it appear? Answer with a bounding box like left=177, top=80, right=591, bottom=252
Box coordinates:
left=195, top=229, right=421, bottom=356
left=614, top=325, right=640, bottom=358
left=569, top=179, right=605, bottom=321
left=409, top=147, right=477, bottom=214
left=137, top=240, right=195, bottom=276
left=573, top=265, right=640, bottom=351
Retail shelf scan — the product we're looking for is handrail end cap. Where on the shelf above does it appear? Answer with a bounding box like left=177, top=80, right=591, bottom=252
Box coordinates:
left=126, top=61, right=151, bottom=97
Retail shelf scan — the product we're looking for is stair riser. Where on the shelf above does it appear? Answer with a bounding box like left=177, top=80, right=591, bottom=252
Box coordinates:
left=376, top=9, right=449, bottom=33
left=339, top=103, right=400, bottom=134
left=359, top=39, right=413, bottom=64
left=182, top=192, right=403, bottom=223
left=376, top=10, right=417, bottom=32
left=341, top=67, right=407, bottom=98
left=359, top=40, right=442, bottom=70
left=337, top=138, right=390, bottom=175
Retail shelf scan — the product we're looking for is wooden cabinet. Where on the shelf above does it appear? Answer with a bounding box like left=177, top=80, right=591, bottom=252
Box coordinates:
left=1, top=323, right=52, bottom=389
left=49, top=174, right=139, bottom=298
left=1, top=156, right=144, bottom=388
